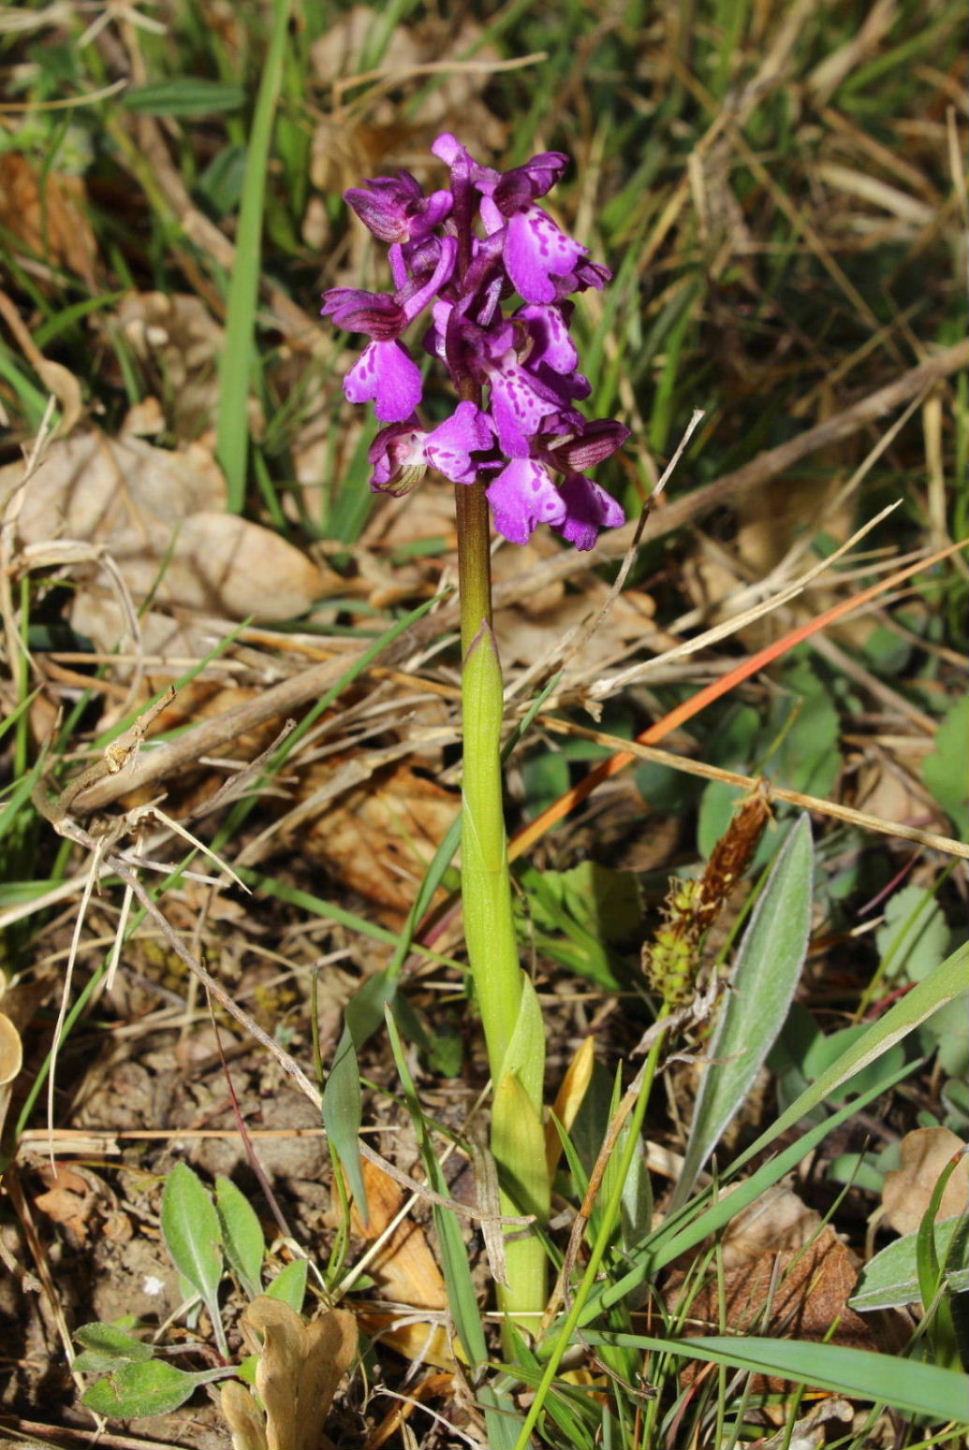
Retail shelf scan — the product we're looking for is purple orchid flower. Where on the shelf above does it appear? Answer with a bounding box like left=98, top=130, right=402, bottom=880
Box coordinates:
left=322, top=135, right=628, bottom=549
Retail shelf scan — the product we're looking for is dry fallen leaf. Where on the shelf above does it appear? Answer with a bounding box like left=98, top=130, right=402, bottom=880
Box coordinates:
left=882, top=1126, right=969, bottom=1236
left=33, top=1162, right=97, bottom=1245
left=0, top=1012, right=23, bottom=1142
left=304, top=762, right=457, bottom=920
left=113, top=292, right=229, bottom=443
left=351, top=1155, right=456, bottom=1369
left=718, top=1183, right=825, bottom=1270
left=677, top=1225, right=909, bottom=1380
left=222, top=1297, right=358, bottom=1450
left=6, top=431, right=332, bottom=649
left=10, top=430, right=226, bottom=540
left=0, top=153, right=98, bottom=287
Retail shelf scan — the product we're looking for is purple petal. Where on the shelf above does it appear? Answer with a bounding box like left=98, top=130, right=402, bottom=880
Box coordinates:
left=518, top=303, right=579, bottom=375
left=504, top=208, right=587, bottom=304
left=489, top=356, right=564, bottom=457
left=425, top=401, right=494, bottom=484
left=557, top=473, right=625, bottom=551
left=493, top=152, right=569, bottom=210
left=399, top=236, right=457, bottom=322
left=486, top=460, right=566, bottom=545
left=345, top=173, right=452, bottom=244
left=345, top=341, right=423, bottom=422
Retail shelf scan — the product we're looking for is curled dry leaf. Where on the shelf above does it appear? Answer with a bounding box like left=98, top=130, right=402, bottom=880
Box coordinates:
left=221, top=1297, right=357, bottom=1450
left=110, top=292, right=265, bottom=445
left=748, top=1397, right=855, bottom=1450
left=10, top=430, right=225, bottom=539
left=303, top=762, right=457, bottom=922
left=881, top=1126, right=969, bottom=1236
left=33, top=1162, right=98, bottom=1246
left=718, top=1183, right=825, bottom=1270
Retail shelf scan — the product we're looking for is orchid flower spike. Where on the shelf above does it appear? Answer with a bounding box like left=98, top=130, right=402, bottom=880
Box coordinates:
left=323, top=135, right=629, bottom=550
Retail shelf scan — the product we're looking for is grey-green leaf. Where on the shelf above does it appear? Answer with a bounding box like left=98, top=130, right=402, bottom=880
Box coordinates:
left=850, top=1215, right=969, bottom=1311
left=81, top=1360, right=227, bottom=1419
left=123, top=79, right=245, bottom=117
left=160, top=1163, right=223, bottom=1307
left=215, top=1176, right=265, bottom=1299
left=671, top=813, right=814, bottom=1210
left=73, top=1322, right=154, bottom=1372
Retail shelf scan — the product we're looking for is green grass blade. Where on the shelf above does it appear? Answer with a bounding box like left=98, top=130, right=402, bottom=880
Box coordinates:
left=216, top=0, right=292, bottom=511
left=583, top=1333, right=969, bottom=1423
left=731, top=939, right=969, bottom=1166
left=583, top=1056, right=913, bottom=1322
left=384, top=1008, right=488, bottom=1365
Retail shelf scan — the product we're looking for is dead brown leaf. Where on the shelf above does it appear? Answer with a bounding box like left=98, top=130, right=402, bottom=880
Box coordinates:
left=223, top=1297, right=358, bottom=1450
left=677, top=1225, right=909, bottom=1381
left=304, top=761, right=457, bottom=920
left=882, top=1127, right=969, bottom=1236
left=0, top=153, right=98, bottom=287
left=351, top=1155, right=456, bottom=1368
left=6, top=431, right=331, bottom=649
left=33, top=1163, right=97, bottom=1246
left=112, top=292, right=241, bottom=445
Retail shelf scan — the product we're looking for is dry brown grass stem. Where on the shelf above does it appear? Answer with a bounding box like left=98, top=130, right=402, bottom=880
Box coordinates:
left=492, top=338, right=969, bottom=604
left=541, top=718, right=969, bottom=862
left=66, top=342, right=968, bottom=816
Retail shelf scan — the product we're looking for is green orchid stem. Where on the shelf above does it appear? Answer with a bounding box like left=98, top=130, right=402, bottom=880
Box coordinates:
left=455, top=479, right=548, bottom=1343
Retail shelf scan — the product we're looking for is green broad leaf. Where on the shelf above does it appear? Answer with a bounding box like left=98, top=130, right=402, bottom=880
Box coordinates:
left=583, top=1332, right=969, bottom=1423
left=322, top=1026, right=367, bottom=1221
left=770, top=658, right=841, bottom=800
left=265, top=1258, right=308, bottom=1313
left=160, top=1163, right=223, bottom=1309
left=922, top=696, right=969, bottom=838
left=917, top=993, right=969, bottom=1078
left=123, top=78, right=246, bottom=117
left=876, top=883, right=951, bottom=983
left=73, top=1322, right=154, bottom=1372
left=215, top=1177, right=265, bottom=1299
left=81, top=1359, right=229, bottom=1419
left=670, top=814, right=813, bottom=1210
left=745, top=939, right=969, bottom=1153
left=851, top=1216, right=969, bottom=1311
left=802, top=1025, right=907, bottom=1105
left=521, top=750, right=570, bottom=818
